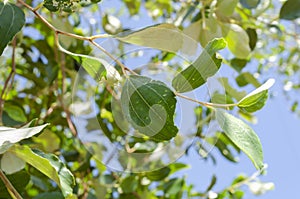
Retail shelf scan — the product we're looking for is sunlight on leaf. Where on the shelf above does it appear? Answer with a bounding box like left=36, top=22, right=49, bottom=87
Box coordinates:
left=0, top=122, right=49, bottom=154
left=9, top=145, right=75, bottom=197
left=216, top=109, right=264, bottom=170
left=116, top=23, right=198, bottom=55
left=172, top=38, right=226, bottom=93
left=238, top=78, right=275, bottom=112
left=121, top=75, right=178, bottom=141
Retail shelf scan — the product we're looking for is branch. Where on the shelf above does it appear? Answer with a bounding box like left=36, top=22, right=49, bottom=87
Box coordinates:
left=89, top=40, right=129, bottom=77
left=0, top=170, right=23, bottom=199
left=17, top=0, right=109, bottom=41
left=17, top=0, right=135, bottom=77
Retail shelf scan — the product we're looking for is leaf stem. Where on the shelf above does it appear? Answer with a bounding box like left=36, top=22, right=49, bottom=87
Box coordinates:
left=174, top=92, right=237, bottom=109
left=0, top=169, right=23, bottom=199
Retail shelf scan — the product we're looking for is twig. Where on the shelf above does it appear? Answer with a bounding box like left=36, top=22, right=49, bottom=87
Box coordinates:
left=17, top=0, right=110, bottom=41
left=89, top=40, right=129, bottom=77
left=228, top=165, right=267, bottom=192
left=174, top=92, right=237, bottom=109
left=17, top=0, right=134, bottom=78
left=0, top=170, right=23, bottom=199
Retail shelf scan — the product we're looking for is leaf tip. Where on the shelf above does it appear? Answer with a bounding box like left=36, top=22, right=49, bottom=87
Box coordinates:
left=265, top=78, right=275, bottom=88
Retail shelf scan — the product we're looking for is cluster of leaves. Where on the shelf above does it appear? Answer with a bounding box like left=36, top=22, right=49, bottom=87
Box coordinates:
left=0, top=0, right=298, bottom=198
left=44, top=0, right=102, bottom=12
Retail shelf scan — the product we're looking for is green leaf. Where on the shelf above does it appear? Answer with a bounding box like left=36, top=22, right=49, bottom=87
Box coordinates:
left=230, top=190, right=244, bottom=199
left=211, top=92, right=235, bottom=107
left=291, top=101, right=298, bottom=112
left=2, top=111, right=23, bottom=126
left=246, top=28, right=258, bottom=51
left=124, top=0, right=141, bottom=15
left=33, top=129, right=61, bottom=152
left=239, top=0, right=260, bottom=9
left=33, top=192, right=64, bottom=199
left=145, top=167, right=171, bottom=181
left=218, top=77, right=246, bottom=101
left=221, top=23, right=251, bottom=59
left=59, top=46, right=120, bottom=83
left=216, top=0, right=238, bottom=16
left=205, top=175, right=217, bottom=192
left=70, top=55, right=105, bottom=81
left=3, top=101, right=27, bottom=123
left=91, top=0, right=102, bottom=3
left=235, top=72, right=261, bottom=88
left=215, top=109, right=264, bottom=169
left=163, top=178, right=184, bottom=196
left=0, top=2, right=25, bottom=55
left=238, top=109, right=257, bottom=124
left=119, top=193, right=140, bottom=199
left=120, top=176, right=138, bottom=194
left=279, top=0, right=300, bottom=20
left=184, top=18, right=223, bottom=48
left=169, top=162, right=189, bottom=174
left=0, top=122, right=49, bottom=154
left=9, top=145, right=75, bottom=197
left=238, top=79, right=275, bottom=112
left=198, top=18, right=223, bottom=47
left=1, top=151, right=25, bottom=174
left=172, top=38, right=226, bottom=93
left=121, top=75, right=178, bottom=141
left=116, top=24, right=198, bottom=55
left=230, top=58, right=248, bottom=72
left=206, top=132, right=240, bottom=162
left=0, top=171, right=30, bottom=198
left=52, top=18, right=74, bottom=48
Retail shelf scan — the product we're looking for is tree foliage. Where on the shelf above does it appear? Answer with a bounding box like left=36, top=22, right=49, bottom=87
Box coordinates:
left=0, top=0, right=298, bottom=198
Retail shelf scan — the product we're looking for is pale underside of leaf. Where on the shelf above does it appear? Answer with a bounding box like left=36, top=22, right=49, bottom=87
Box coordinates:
left=0, top=123, right=49, bottom=154
left=216, top=109, right=264, bottom=170
left=0, top=151, right=25, bottom=174
left=116, top=23, right=199, bottom=56
left=221, top=23, right=251, bottom=59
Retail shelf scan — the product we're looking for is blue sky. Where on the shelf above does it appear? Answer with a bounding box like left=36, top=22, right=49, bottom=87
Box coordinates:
left=177, top=84, right=300, bottom=198
left=41, top=0, right=299, bottom=197
left=95, top=1, right=300, bottom=198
